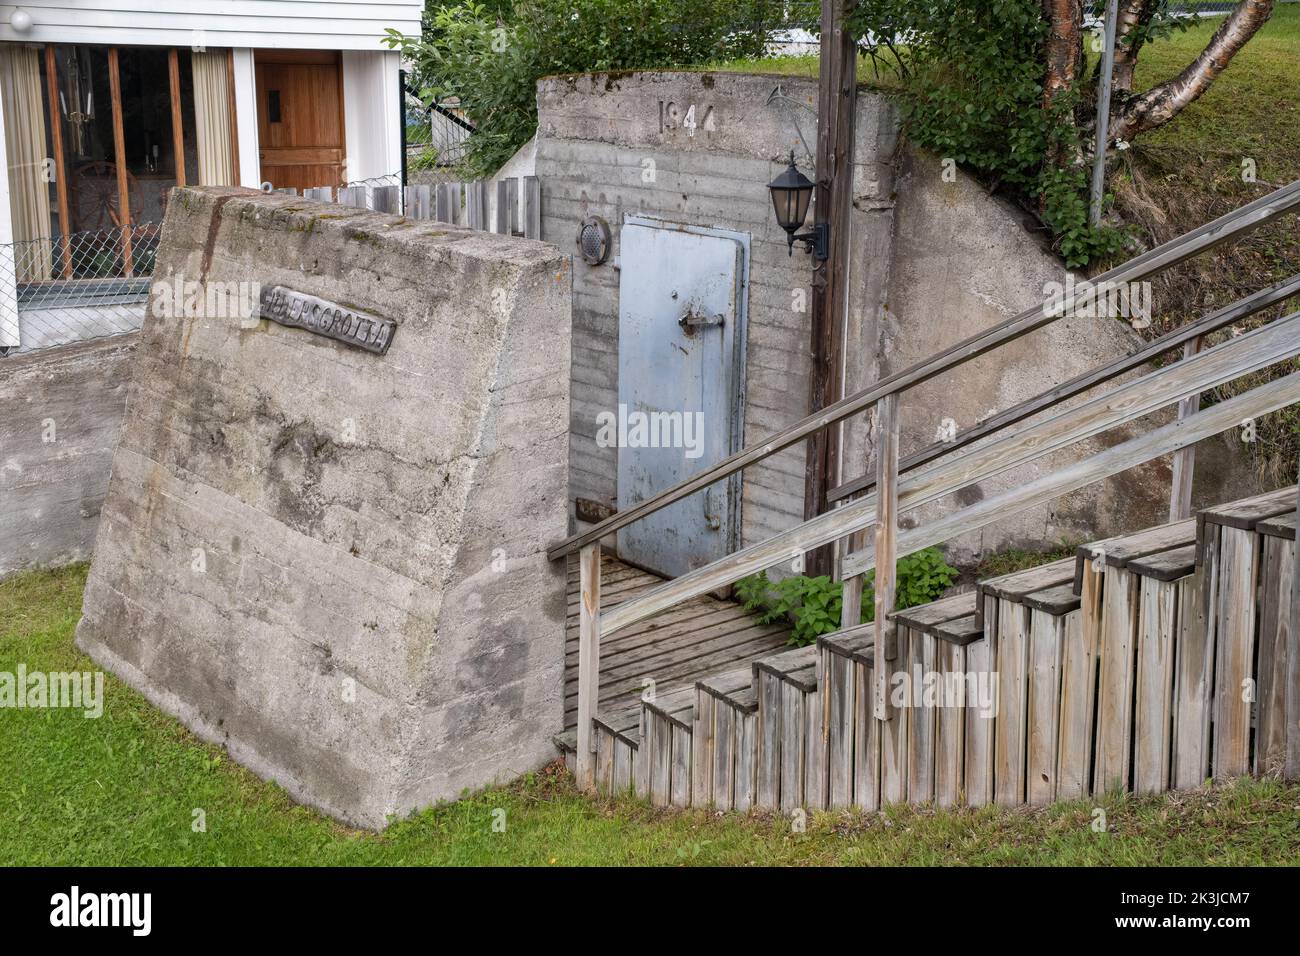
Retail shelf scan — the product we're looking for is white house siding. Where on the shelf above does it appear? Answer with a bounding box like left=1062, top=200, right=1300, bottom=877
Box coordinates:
left=0, top=1, right=422, bottom=49
left=342, top=50, right=402, bottom=183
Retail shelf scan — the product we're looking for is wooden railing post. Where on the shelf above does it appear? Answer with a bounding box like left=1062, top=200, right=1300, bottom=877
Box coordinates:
left=1169, top=335, right=1203, bottom=521
left=576, top=542, right=602, bottom=790
left=873, top=393, right=899, bottom=719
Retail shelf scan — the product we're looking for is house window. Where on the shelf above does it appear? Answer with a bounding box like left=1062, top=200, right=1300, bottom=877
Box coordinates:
left=1, top=42, right=239, bottom=286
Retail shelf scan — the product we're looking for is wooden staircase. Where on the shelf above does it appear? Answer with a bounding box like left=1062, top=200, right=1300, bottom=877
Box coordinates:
left=557, top=487, right=1297, bottom=810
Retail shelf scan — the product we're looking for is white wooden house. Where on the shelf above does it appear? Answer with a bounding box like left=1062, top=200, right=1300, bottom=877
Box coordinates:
left=0, top=1, right=422, bottom=351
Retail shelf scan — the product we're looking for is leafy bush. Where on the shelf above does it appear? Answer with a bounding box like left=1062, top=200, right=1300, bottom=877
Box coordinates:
left=842, top=0, right=1129, bottom=267
left=735, top=546, right=958, bottom=647
left=388, top=0, right=783, bottom=176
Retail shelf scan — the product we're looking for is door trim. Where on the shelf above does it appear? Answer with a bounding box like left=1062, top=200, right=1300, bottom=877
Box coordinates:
left=622, top=215, right=751, bottom=556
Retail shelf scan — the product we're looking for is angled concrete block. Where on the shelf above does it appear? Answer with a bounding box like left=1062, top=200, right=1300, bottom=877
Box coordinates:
left=76, top=186, right=572, bottom=828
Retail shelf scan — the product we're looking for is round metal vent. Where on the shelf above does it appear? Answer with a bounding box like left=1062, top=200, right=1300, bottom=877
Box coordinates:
left=577, top=216, right=611, bottom=265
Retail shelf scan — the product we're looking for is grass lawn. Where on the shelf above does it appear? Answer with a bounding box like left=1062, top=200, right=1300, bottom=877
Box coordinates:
left=2, top=564, right=1298, bottom=866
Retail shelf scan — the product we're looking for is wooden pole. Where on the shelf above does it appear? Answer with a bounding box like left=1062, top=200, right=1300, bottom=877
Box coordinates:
left=576, top=542, right=602, bottom=790
left=1089, top=0, right=1120, bottom=228
left=107, top=47, right=132, bottom=278
left=804, top=0, right=858, bottom=577
left=43, top=45, right=73, bottom=278
left=168, top=48, right=186, bottom=188
left=1168, top=335, right=1202, bottom=521
left=872, top=393, right=899, bottom=719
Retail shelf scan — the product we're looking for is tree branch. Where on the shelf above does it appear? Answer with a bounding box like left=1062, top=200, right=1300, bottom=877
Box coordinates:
left=1109, top=0, right=1275, bottom=143
left=1110, top=0, right=1159, bottom=95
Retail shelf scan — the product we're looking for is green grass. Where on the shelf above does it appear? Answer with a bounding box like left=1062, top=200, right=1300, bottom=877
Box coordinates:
left=3, top=564, right=1299, bottom=866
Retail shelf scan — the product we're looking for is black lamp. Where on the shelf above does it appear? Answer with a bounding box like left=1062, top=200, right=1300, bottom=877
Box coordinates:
left=768, top=150, right=826, bottom=259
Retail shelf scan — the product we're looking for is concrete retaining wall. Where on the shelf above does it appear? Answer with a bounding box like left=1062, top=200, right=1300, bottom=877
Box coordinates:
left=75, top=186, right=571, bottom=828
left=0, top=336, right=135, bottom=579
left=535, top=70, right=1186, bottom=563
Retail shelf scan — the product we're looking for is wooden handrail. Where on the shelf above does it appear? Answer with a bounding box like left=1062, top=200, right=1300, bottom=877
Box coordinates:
left=840, top=371, right=1300, bottom=580
left=597, top=310, right=1300, bottom=635
left=549, top=179, right=1300, bottom=562
left=827, top=272, right=1300, bottom=504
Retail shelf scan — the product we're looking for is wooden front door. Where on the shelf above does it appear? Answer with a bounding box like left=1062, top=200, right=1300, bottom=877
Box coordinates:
left=254, top=51, right=346, bottom=191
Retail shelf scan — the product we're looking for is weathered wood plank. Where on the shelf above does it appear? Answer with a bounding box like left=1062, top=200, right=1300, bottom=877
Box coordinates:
left=906, top=630, right=937, bottom=803
left=779, top=679, right=807, bottom=813
left=1255, top=535, right=1292, bottom=776
left=1094, top=567, right=1138, bottom=794
left=1168, top=336, right=1202, bottom=522
left=613, top=740, right=634, bottom=795
left=1027, top=609, right=1064, bottom=806
left=756, top=672, right=782, bottom=809
left=874, top=392, right=900, bottom=720
left=575, top=542, right=601, bottom=789
left=993, top=600, right=1030, bottom=806
left=804, top=686, right=826, bottom=811
left=670, top=724, right=692, bottom=808
left=829, top=275, right=1300, bottom=506
left=852, top=656, right=880, bottom=810
left=712, top=698, right=736, bottom=809
left=735, top=710, right=757, bottom=812
left=963, top=600, right=996, bottom=807
left=1074, top=519, right=1197, bottom=593
left=1213, top=526, right=1257, bottom=778
left=840, top=372, right=1300, bottom=585
left=1133, top=575, right=1177, bottom=795
left=1057, top=583, right=1097, bottom=802
left=934, top=641, right=966, bottom=808
left=603, top=363, right=1300, bottom=636
left=692, top=689, right=715, bottom=807
left=826, top=647, right=856, bottom=808
left=1173, top=562, right=1214, bottom=789
left=880, top=626, right=909, bottom=803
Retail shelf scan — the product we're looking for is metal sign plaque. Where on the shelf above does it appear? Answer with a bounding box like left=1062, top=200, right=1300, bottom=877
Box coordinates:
left=258, top=286, right=396, bottom=355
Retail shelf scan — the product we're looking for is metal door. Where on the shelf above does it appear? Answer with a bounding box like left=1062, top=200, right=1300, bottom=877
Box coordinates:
left=616, top=220, right=747, bottom=578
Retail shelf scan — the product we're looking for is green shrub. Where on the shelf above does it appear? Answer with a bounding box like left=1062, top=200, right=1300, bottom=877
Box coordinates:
left=843, top=0, right=1130, bottom=267
left=388, top=0, right=782, bottom=177
left=735, top=546, right=958, bottom=647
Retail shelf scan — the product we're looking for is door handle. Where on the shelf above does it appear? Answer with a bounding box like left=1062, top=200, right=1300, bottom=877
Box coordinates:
left=679, top=305, right=725, bottom=332
left=703, top=486, right=723, bottom=531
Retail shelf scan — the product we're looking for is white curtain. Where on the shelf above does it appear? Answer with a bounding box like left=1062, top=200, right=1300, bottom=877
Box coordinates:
left=192, top=51, right=234, bottom=186
left=0, top=44, right=52, bottom=282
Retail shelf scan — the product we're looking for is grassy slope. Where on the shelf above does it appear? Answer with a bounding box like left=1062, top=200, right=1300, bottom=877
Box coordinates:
left=3, top=565, right=1298, bottom=866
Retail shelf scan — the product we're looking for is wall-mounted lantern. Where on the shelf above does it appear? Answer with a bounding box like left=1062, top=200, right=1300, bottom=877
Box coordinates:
left=767, top=151, right=826, bottom=260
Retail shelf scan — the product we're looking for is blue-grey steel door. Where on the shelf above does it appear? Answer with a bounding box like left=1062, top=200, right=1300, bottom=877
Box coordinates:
left=616, top=222, right=746, bottom=578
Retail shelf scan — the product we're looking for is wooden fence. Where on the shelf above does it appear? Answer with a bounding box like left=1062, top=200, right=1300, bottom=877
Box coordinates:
left=273, top=176, right=542, bottom=239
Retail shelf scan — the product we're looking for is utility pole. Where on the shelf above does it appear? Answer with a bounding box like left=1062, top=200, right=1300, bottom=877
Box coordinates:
left=1089, top=0, right=1120, bottom=228
left=804, top=0, right=858, bottom=577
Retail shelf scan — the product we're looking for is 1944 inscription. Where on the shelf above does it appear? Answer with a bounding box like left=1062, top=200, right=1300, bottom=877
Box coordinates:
left=258, top=286, right=396, bottom=355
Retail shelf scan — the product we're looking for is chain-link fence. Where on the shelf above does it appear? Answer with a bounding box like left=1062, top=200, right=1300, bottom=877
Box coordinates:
left=403, top=82, right=474, bottom=187
left=0, top=224, right=160, bottom=357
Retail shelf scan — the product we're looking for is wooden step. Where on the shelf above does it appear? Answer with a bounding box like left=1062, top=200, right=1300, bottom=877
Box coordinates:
left=1199, top=486, right=1296, bottom=780
left=1074, top=519, right=1197, bottom=593
left=818, top=625, right=881, bottom=809
left=640, top=686, right=695, bottom=807
left=750, top=645, right=821, bottom=812
left=1256, top=511, right=1295, bottom=776
left=693, top=666, right=759, bottom=811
